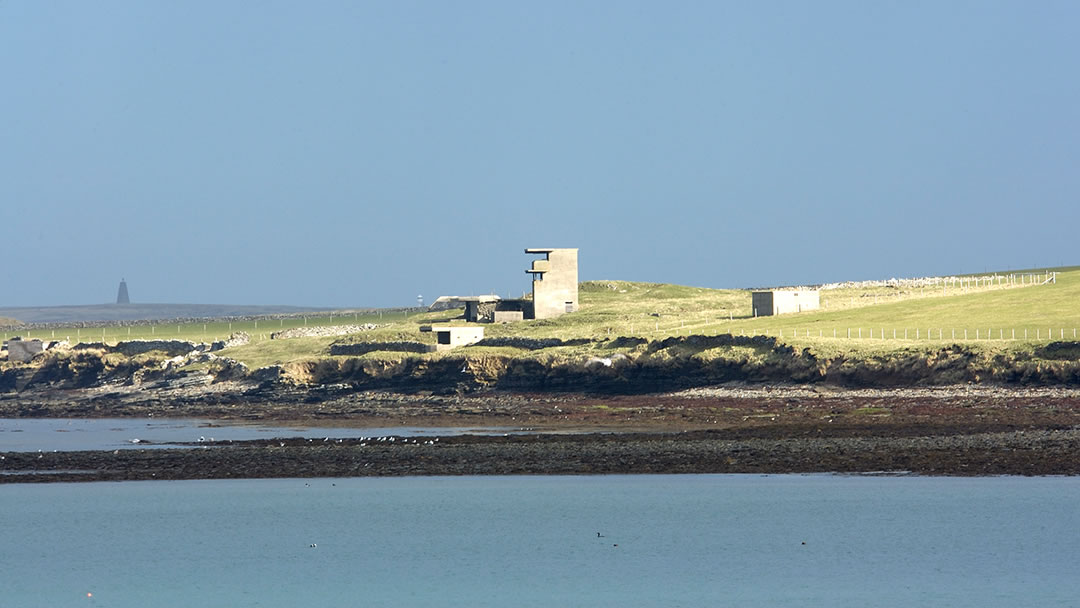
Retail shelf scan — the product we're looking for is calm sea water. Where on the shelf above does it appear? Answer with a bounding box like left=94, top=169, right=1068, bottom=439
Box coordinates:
left=2, top=475, right=1078, bottom=607
left=0, top=418, right=519, bottom=452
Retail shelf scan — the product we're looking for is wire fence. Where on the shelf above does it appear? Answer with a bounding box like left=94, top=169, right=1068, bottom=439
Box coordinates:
left=645, top=324, right=1080, bottom=342
left=0, top=310, right=418, bottom=346
left=810, top=271, right=1056, bottom=314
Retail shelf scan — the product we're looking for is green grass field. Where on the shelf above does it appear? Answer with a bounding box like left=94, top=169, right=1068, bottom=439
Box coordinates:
left=2, top=310, right=408, bottom=346
left=5, top=267, right=1077, bottom=369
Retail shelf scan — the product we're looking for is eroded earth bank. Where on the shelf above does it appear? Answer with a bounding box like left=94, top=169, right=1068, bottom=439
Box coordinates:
left=3, top=335, right=1080, bottom=482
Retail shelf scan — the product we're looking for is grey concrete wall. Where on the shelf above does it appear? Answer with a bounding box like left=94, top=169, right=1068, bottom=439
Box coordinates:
left=464, top=302, right=482, bottom=322
left=431, top=326, right=485, bottom=351
left=752, top=290, right=820, bottom=316
left=446, top=327, right=484, bottom=347
left=7, top=339, right=45, bottom=362
left=465, top=301, right=502, bottom=323
left=527, top=248, right=578, bottom=320
left=493, top=310, right=524, bottom=323
left=794, top=291, right=820, bottom=313
left=752, top=292, right=774, bottom=317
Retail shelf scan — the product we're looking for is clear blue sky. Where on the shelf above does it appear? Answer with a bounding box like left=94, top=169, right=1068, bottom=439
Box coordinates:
left=3, top=1, right=1078, bottom=307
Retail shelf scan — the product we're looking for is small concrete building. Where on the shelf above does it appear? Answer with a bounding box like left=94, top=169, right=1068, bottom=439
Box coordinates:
left=752, top=290, right=820, bottom=316
left=525, top=248, right=578, bottom=319
left=420, top=326, right=485, bottom=351
left=4, top=338, right=63, bottom=362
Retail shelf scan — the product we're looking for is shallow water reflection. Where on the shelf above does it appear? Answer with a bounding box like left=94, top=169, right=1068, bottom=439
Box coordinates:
left=0, top=418, right=515, bottom=452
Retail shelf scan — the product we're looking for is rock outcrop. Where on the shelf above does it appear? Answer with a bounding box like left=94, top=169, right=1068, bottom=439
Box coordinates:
left=5, top=333, right=1080, bottom=398
left=329, top=341, right=431, bottom=356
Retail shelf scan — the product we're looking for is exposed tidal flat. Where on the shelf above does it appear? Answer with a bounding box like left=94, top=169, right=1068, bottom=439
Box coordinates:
left=4, top=385, right=1080, bottom=482
left=3, top=475, right=1080, bottom=607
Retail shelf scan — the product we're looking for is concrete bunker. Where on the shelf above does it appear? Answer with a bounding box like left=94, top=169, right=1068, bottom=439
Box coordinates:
left=429, top=247, right=579, bottom=323
left=3, top=337, right=67, bottom=362
left=420, top=325, right=485, bottom=351
left=752, top=290, right=820, bottom=316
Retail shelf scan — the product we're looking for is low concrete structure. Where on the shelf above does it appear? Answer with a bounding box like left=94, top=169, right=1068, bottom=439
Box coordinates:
left=428, top=296, right=503, bottom=322
left=462, top=297, right=501, bottom=323
left=6, top=338, right=44, bottom=362
left=525, top=248, right=578, bottom=319
left=420, top=325, right=485, bottom=351
left=4, top=337, right=67, bottom=362
left=752, top=290, right=820, bottom=316
left=429, top=295, right=531, bottom=323
left=493, top=310, right=524, bottom=323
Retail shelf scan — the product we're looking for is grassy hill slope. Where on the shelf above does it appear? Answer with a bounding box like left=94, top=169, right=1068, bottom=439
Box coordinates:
left=5, top=267, right=1078, bottom=377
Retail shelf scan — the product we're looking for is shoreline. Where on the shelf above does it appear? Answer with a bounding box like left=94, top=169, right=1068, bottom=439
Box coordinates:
left=5, top=426, right=1080, bottom=482
left=4, top=383, right=1080, bottom=482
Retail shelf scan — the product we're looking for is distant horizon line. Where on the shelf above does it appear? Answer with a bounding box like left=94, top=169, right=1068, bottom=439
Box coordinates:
left=0, top=302, right=414, bottom=312
left=6, top=265, right=1076, bottom=312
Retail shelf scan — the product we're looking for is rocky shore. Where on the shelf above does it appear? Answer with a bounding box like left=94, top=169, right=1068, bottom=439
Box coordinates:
left=4, top=332, right=1080, bottom=482
left=4, top=383, right=1080, bottom=482
left=5, top=423, right=1080, bottom=483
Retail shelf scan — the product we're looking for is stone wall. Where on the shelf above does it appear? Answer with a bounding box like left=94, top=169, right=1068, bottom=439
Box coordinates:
left=271, top=324, right=379, bottom=339
left=70, top=332, right=250, bottom=358
left=472, top=337, right=591, bottom=350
